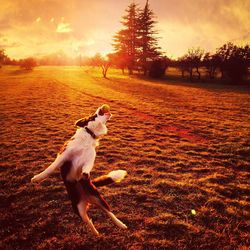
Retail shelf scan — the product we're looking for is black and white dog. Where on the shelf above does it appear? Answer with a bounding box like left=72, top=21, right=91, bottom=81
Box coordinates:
left=31, top=105, right=127, bottom=235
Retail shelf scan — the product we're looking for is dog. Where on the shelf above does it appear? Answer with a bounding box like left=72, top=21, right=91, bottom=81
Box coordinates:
left=31, top=104, right=128, bottom=235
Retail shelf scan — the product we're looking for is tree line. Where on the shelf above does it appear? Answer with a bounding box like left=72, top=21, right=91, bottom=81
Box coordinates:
left=177, top=43, right=250, bottom=82
left=0, top=49, right=81, bottom=69
left=101, top=0, right=249, bottom=82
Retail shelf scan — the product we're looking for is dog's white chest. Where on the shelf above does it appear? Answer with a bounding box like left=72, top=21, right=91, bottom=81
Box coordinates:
left=66, top=144, right=96, bottom=181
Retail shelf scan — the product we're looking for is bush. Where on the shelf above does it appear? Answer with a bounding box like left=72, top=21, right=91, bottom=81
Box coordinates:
left=20, top=57, right=37, bottom=70
left=149, top=59, right=168, bottom=78
left=225, top=57, right=248, bottom=82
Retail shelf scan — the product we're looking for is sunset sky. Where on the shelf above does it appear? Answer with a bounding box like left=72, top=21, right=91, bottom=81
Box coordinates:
left=0, top=0, right=249, bottom=59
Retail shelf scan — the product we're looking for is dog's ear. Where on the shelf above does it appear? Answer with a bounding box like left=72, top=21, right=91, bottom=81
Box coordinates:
left=75, top=118, right=88, bottom=128
left=75, top=114, right=98, bottom=128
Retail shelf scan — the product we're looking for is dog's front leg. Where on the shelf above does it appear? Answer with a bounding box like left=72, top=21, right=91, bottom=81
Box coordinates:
left=31, top=153, right=67, bottom=183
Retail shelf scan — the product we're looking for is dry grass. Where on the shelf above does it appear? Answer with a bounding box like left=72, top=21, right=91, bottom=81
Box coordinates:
left=0, top=66, right=250, bottom=249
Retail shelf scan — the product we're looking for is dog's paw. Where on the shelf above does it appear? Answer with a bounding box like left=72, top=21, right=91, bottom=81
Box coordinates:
left=81, top=172, right=90, bottom=180
left=119, top=222, right=128, bottom=230
left=31, top=175, right=41, bottom=183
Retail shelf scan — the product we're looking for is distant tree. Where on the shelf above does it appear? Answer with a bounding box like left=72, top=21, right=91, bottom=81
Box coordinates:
left=113, top=2, right=140, bottom=74
left=188, top=48, right=204, bottom=80
left=178, top=48, right=204, bottom=81
left=89, top=53, right=103, bottom=67
left=106, top=53, right=122, bottom=74
left=20, top=57, right=37, bottom=70
left=107, top=52, right=131, bottom=74
left=203, top=52, right=221, bottom=79
left=178, top=56, right=189, bottom=78
left=4, top=57, right=13, bottom=65
left=101, top=57, right=112, bottom=79
left=215, top=43, right=232, bottom=80
left=7, top=58, right=15, bottom=65
left=89, top=53, right=111, bottom=78
left=137, top=0, right=161, bottom=75
left=216, top=43, right=250, bottom=82
left=0, top=49, right=7, bottom=68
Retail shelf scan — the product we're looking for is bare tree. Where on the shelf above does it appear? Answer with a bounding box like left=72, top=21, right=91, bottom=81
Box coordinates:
left=203, top=53, right=221, bottom=79
left=89, top=53, right=111, bottom=78
left=179, top=48, right=204, bottom=81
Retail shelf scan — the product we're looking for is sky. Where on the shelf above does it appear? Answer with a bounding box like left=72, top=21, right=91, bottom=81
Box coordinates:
left=0, top=0, right=249, bottom=59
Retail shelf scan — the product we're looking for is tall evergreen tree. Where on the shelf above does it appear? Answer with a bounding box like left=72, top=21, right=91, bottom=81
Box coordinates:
left=112, top=2, right=140, bottom=74
left=138, top=0, right=161, bottom=75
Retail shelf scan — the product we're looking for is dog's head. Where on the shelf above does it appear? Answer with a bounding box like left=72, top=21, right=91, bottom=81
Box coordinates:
left=90, top=104, right=112, bottom=137
left=76, top=104, right=112, bottom=138
left=95, top=104, right=112, bottom=123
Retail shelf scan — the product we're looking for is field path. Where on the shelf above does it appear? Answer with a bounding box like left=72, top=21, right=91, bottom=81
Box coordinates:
left=1, top=66, right=250, bottom=249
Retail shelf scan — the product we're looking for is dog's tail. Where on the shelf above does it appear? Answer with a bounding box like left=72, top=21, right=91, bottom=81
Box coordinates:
left=92, top=170, right=127, bottom=187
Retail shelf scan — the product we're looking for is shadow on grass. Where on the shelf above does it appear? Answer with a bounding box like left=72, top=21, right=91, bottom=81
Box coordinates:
left=8, top=69, right=33, bottom=75
left=106, top=71, right=250, bottom=93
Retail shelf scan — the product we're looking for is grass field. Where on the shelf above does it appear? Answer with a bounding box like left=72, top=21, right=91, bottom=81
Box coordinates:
left=0, top=66, right=250, bottom=250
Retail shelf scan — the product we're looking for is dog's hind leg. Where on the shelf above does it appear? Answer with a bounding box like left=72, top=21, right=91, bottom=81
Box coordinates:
left=104, top=209, right=127, bottom=230
left=77, top=201, right=99, bottom=236
left=94, top=197, right=127, bottom=230
left=80, top=177, right=127, bottom=230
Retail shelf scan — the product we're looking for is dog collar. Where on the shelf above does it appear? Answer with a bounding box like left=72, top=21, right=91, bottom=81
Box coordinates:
left=85, top=127, right=96, bottom=139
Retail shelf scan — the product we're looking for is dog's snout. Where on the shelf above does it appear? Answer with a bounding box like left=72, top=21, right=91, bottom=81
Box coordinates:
left=106, top=112, right=112, bottom=119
